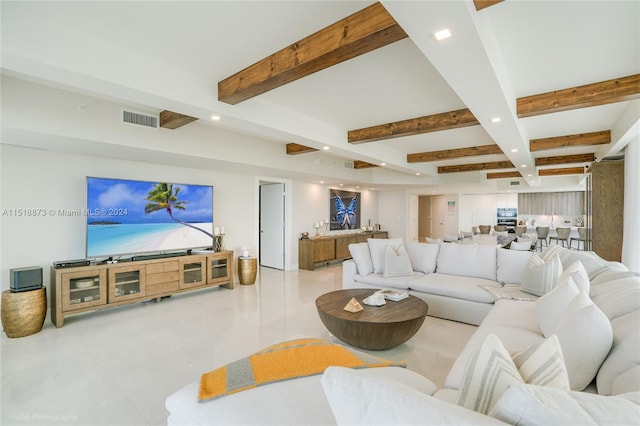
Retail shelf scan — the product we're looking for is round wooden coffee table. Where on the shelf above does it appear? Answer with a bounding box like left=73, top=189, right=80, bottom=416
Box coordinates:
left=315, top=289, right=428, bottom=350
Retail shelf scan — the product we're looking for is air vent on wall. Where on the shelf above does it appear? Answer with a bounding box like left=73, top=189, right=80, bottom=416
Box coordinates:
left=122, top=109, right=158, bottom=128
left=510, top=181, right=521, bottom=186
left=343, top=161, right=354, bottom=169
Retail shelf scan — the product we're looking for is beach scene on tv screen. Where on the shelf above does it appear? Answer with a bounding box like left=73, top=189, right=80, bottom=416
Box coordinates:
left=86, top=178, right=213, bottom=257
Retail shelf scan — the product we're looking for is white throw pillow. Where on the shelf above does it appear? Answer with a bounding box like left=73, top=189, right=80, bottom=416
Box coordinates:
left=496, top=248, right=533, bottom=284
left=321, top=367, right=506, bottom=426
left=535, top=277, right=580, bottom=337
left=456, top=334, right=524, bottom=414
left=521, top=254, right=563, bottom=296
left=348, top=242, right=373, bottom=276
left=540, top=245, right=565, bottom=262
left=437, top=243, right=497, bottom=281
left=457, top=333, right=572, bottom=416
left=491, top=384, right=640, bottom=426
left=511, top=335, right=570, bottom=390
left=555, top=292, right=613, bottom=390
left=557, top=260, right=590, bottom=293
left=383, top=245, right=413, bottom=278
left=404, top=242, right=439, bottom=274
left=367, top=238, right=403, bottom=274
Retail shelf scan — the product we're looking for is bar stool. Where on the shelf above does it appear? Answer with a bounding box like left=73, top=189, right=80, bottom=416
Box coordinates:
left=515, top=226, right=527, bottom=237
left=570, top=227, right=588, bottom=250
left=535, top=226, right=549, bottom=251
left=549, top=227, right=571, bottom=248
left=479, top=225, right=491, bottom=235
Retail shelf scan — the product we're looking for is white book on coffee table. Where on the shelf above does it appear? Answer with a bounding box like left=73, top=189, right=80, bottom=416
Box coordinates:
left=375, top=289, right=409, bottom=302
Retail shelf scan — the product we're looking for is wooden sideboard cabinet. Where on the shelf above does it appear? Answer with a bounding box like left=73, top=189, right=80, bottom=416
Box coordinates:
left=299, top=231, right=388, bottom=271
left=51, top=251, right=233, bottom=327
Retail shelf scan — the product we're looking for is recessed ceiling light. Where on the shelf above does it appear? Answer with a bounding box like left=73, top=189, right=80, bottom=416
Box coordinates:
left=527, top=174, right=532, bottom=177
left=339, top=183, right=344, bottom=187
left=356, top=186, right=360, bottom=189
left=415, top=172, right=421, bottom=176
left=322, top=146, right=330, bottom=150
left=491, top=117, right=501, bottom=123
left=510, top=148, right=518, bottom=153
left=370, top=188, right=374, bottom=191
left=319, top=181, right=324, bottom=184
left=521, top=164, right=527, bottom=168
left=380, top=162, right=386, bottom=166
left=434, top=28, right=452, bottom=41
left=211, top=115, right=221, bottom=121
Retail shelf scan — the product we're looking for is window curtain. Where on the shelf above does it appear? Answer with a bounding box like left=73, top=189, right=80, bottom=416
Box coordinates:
left=622, top=135, right=639, bottom=272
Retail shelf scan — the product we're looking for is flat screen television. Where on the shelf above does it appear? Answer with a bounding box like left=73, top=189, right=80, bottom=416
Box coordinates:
left=86, top=177, right=214, bottom=258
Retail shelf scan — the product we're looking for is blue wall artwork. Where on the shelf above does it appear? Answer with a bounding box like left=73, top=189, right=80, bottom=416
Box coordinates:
left=330, top=190, right=360, bottom=230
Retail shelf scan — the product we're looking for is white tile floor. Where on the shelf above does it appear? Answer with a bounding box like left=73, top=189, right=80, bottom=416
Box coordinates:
left=1, top=265, right=476, bottom=426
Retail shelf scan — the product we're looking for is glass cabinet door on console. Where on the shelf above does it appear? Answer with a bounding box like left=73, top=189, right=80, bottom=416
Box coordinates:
left=207, top=253, right=231, bottom=285
left=108, top=265, right=145, bottom=302
left=61, top=269, right=108, bottom=312
left=179, top=256, right=207, bottom=289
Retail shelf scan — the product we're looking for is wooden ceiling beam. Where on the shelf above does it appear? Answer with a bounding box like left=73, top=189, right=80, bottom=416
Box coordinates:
left=407, top=144, right=503, bottom=163
left=487, top=171, right=522, bottom=179
left=530, top=130, right=610, bottom=152
left=353, top=160, right=379, bottom=169
left=438, top=161, right=514, bottom=174
left=286, top=143, right=318, bottom=155
left=218, top=2, right=408, bottom=105
left=539, top=167, right=586, bottom=176
left=349, top=108, right=479, bottom=144
left=517, top=74, right=640, bottom=118
left=473, top=0, right=505, bottom=11
left=535, top=153, right=595, bottom=167
left=159, top=110, right=198, bottom=129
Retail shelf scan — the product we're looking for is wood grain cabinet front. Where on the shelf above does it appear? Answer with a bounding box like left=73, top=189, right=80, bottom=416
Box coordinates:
left=298, top=232, right=388, bottom=271
left=108, top=264, right=146, bottom=303
left=51, top=251, right=234, bottom=327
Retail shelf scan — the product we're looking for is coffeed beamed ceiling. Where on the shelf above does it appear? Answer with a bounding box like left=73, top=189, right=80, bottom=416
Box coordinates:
left=1, top=1, right=639, bottom=194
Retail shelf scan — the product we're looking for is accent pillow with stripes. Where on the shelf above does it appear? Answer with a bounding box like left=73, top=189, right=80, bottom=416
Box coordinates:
left=457, top=334, right=570, bottom=415
left=521, top=254, right=563, bottom=296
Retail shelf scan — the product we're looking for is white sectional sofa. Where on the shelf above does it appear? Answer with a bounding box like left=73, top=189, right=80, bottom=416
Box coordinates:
left=343, top=239, right=533, bottom=325
left=165, top=243, right=640, bottom=425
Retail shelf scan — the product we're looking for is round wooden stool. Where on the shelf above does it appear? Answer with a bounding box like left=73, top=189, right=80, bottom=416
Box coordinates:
left=237, top=257, right=257, bottom=285
left=1, top=288, right=47, bottom=338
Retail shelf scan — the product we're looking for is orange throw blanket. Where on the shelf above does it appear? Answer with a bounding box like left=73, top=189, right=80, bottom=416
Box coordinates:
left=198, top=337, right=406, bottom=402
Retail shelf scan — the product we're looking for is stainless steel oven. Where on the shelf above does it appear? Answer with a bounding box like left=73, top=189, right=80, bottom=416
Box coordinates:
left=496, top=208, right=518, bottom=231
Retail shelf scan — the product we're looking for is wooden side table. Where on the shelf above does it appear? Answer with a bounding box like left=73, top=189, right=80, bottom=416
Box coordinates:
left=1, top=288, right=47, bottom=338
left=237, top=257, right=257, bottom=285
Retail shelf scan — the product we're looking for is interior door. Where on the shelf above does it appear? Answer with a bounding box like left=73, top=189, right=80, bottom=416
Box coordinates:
left=260, top=183, right=285, bottom=269
left=432, top=195, right=447, bottom=239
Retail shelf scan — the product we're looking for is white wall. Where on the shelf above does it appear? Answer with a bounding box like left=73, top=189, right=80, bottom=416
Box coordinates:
left=622, top=136, right=640, bottom=273
left=378, top=190, right=408, bottom=239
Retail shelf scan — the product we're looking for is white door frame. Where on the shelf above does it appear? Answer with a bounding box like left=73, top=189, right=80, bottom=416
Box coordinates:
left=255, top=176, right=294, bottom=271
